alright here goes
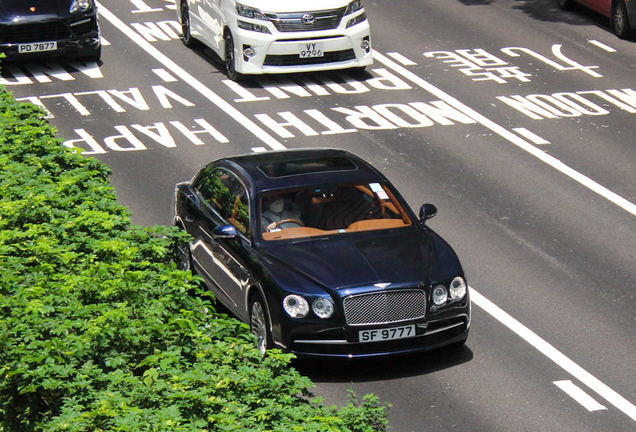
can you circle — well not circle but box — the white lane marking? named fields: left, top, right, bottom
left=130, top=0, right=163, bottom=13
left=100, top=36, right=111, bottom=46
left=512, top=127, right=550, bottom=145
left=470, top=287, right=636, bottom=421
left=251, top=147, right=268, bottom=152
left=554, top=380, right=608, bottom=412
left=588, top=40, right=616, bottom=53
left=152, top=68, right=178, bottom=82
left=387, top=52, right=417, bottom=66
left=374, top=51, right=636, bottom=218
left=96, top=2, right=286, bottom=151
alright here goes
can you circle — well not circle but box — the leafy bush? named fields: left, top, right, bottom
left=0, top=85, right=389, bottom=431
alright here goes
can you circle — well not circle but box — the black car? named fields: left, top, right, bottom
left=174, top=148, right=470, bottom=358
left=0, top=0, right=101, bottom=61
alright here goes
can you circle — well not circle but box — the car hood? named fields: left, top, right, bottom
left=242, top=0, right=351, bottom=13
left=261, top=229, right=433, bottom=292
left=0, top=0, right=73, bottom=22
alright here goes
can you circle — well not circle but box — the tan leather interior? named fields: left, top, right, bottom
left=346, top=219, right=409, bottom=231
left=311, top=195, right=336, bottom=205
left=262, top=218, right=409, bottom=241
left=262, top=227, right=340, bottom=241
left=229, top=194, right=247, bottom=234
left=227, top=217, right=247, bottom=234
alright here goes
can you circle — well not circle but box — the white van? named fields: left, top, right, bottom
left=176, top=0, right=373, bottom=80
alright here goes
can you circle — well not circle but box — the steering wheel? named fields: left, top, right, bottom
left=270, top=218, right=304, bottom=230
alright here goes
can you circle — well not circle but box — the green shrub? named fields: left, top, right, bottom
left=0, top=87, right=389, bottom=431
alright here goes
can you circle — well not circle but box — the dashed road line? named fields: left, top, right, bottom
left=554, top=380, right=608, bottom=412
left=588, top=40, right=616, bottom=53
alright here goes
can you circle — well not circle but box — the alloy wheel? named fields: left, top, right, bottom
left=250, top=300, right=268, bottom=355
left=181, top=2, right=195, bottom=47
left=224, top=32, right=243, bottom=81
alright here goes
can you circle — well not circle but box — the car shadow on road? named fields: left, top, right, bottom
left=512, top=0, right=610, bottom=27
left=457, top=0, right=632, bottom=40
left=293, top=345, right=474, bottom=383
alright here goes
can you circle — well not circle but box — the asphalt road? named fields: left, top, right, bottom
left=3, top=0, right=636, bottom=430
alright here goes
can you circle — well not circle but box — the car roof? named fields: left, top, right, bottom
left=219, top=148, right=385, bottom=192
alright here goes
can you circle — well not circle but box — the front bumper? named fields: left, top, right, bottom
left=289, top=315, right=470, bottom=358
left=232, top=17, right=372, bottom=75
left=0, top=16, right=100, bottom=61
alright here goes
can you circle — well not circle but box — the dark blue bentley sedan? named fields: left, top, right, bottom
left=174, top=148, right=470, bottom=358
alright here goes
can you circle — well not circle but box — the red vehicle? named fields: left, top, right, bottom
left=558, top=0, right=636, bottom=38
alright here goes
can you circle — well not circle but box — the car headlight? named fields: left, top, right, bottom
left=70, top=0, right=92, bottom=14
left=346, top=11, right=367, bottom=28
left=449, top=277, right=467, bottom=301
left=312, top=298, right=334, bottom=319
left=283, top=295, right=309, bottom=318
left=432, top=285, right=448, bottom=306
left=236, top=3, right=268, bottom=20
left=345, top=0, right=364, bottom=15
left=237, top=20, right=271, bottom=33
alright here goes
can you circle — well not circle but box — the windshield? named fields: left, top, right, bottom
left=259, top=182, right=412, bottom=241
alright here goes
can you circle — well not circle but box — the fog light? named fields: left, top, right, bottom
left=360, top=40, right=370, bottom=50
left=244, top=47, right=256, bottom=58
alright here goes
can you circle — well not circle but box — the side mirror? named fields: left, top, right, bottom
left=212, top=224, right=238, bottom=240
left=419, top=203, right=437, bottom=224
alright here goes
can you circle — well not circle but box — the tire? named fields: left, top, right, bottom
left=176, top=240, right=192, bottom=272
left=249, top=293, right=272, bottom=355
left=557, top=0, right=575, bottom=11
left=181, top=1, right=198, bottom=48
left=613, top=1, right=634, bottom=39
left=224, top=31, right=243, bottom=82
left=175, top=224, right=193, bottom=272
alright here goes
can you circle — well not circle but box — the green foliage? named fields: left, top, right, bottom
left=0, top=88, right=389, bottom=431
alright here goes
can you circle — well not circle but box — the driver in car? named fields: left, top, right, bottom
left=261, top=195, right=303, bottom=232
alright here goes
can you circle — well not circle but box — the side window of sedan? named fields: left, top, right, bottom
left=196, top=168, right=233, bottom=214
left=221, top=175, right=250, bottom=236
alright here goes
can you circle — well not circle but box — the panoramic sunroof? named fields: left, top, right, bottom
left=258, top=157, right=357, bottom=178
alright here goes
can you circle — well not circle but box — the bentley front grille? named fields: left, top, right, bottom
left=343, top=289, right=427, bottom=326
